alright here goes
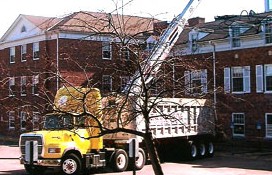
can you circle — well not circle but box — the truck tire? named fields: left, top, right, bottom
left=61, top=153, right=82, bottom=175
left=129, top=148, right=146, bottom=170
left=198, top=143, right=206, bottom=158
left=188, top=142, right=197, bottom=160
left=24, top=165, right=47, bottom=175
left=206, top=141, right=214, bottom=157
left=111, top=149, right=128, bottom=172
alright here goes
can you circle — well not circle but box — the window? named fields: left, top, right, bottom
left=33, top=112, right=40, bottom=130
left=190, top=33, right=199, bottom=52
left=256, top=64, right=272, bottom=93
left=224, top=66, right=250, bottom=93
left=9, top=77, right=15, bottom=96
left=21, top=76, right=27, bottom=96
left=32, top=75, right=39, bottom=95
left=20, top=111, right=27, bottom=130
left=264, top=22, right=272, bottom=44
left=120, top=76, right=130, bottom=91
left=33, top=42, right=39, bottom=60
left=8, top=111, right=15, bottom=129
left=184, top=69, right=207, bottom=95
left=231, top=26, right=241, bottom=47
left=232, top=67, right=243, bottom=92
left=21, top=25, right=26, bottom=33
left=147, top=42, right=155, bottom=51
left=102, top=42, right=111, bottom=60
left=102, top=75, right=112, bottom=92
left=10, top=47, right=15, bottom=63
left=120, top=48, right=130, bottom=60
left=21, top=44, right=27, bottom=62
left=266, top=114, right=272, bottom=138
left=232, top=113, right=245, bottom=137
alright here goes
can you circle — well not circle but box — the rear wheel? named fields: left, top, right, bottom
left=198, top=143, right=206, bottom=158
left=61, top=153, right=82, bottom=175
left=206, top=141, right=214, bottom=157
left=134, top=148, right=146, bottom=170
left=188, top=142, right=197, bottom=160
left=111, top=149, right=128, bottom=172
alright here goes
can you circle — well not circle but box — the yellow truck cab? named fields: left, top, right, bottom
left=19, top=87, right=109, bottom=174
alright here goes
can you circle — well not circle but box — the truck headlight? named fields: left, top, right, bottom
left=48, top=148, right=61, bottom=153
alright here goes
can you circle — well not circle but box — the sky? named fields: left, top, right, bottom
left=0, top=0, right=265, bottom=38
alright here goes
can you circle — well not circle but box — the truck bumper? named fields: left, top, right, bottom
left=19, top=156, right=61, bottom=167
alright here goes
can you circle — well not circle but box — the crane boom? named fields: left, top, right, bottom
left=126, top=0, right=201, bottom=94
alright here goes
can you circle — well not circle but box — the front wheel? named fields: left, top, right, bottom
left=24, top=165, right=47, bottom=175
left=61, top=153, right=82, bottom=175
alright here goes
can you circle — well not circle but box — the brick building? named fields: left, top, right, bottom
left=1, top=8, right=272, bottom=148
left=173, top=11, right=272, bottom=146
left=0, top=11, right=159, bottom=136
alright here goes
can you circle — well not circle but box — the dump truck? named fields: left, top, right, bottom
left=19, top=86, right=215, bottom=175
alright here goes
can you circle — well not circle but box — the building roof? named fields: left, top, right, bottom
left=50, top=11, right=159, bottom=37
left=0, top=11, right=159, bottom=42
left=176, top=11, right=272, bottom=45
left=23, top=15, right=61, bottom=31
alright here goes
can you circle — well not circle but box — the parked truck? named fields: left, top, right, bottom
left=19, top=0, right=215, bottom=174
left=19, top=86, right=215, bottom=175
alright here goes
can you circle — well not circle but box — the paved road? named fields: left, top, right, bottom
left=0, top=145, right=272, bottom=175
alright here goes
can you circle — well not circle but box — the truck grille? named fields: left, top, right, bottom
left=20, top=135, right=43, bottom=156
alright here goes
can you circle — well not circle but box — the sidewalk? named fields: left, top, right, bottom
left=0, top=145, right=20, bottom=159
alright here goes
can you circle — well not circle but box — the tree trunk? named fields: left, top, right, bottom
left=144, top=132, right=164, bottom=175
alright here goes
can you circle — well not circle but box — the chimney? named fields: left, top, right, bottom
left=188, top=17, right=205, bottom=27
left=153, top=21, right=169, bottom=35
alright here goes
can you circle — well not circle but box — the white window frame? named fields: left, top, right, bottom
left=102, top=75, right=112, bottom=91
left=264, top=21, right=272, bottom=44
left=120, top=48, right=130, bottom=60
left=21, top=76, right=27, bottom=96
left=33, top=112, right=40, bottom=131
left=190, top=32, right=199, bottom=53
left=33, top=42, right=39, bottom=60
left=32, top=75, right=39, bottom=95
left=8, top=111, right=15, bottom=129
left=9, top=77, right=15, bottom=96
left=10, top=47, right=15, bottom=63
left=20, top=111, right=27, bottom=130
left=256, top=64, right=272, bottom=93
left=231, top=26, right=241, bottom=48
left=184, top=69, right=207, bottom=95
left=102, top=42, right=112, bottom=60
left=256, top=65, right=264, bottom=93
left=21, top=44, right=27, bottom=62
left=120, top=76, right=130, bottom=91
left=224, top=66, right=250, bottom=94
left=232, top=113, right=245, bottom=137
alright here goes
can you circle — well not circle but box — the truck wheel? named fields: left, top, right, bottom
left=111, top=149, right=128, bottom=172
left=206, top=141, right=214, bottom=157
left=198, top=143, right=206, bottom=158
left=61, top=153, right=82, bottom=175
left=130, top=148, right=146, bottom=170
left=24, top=165, right=47, bottom=175
left=188, top=142, right=197, bottom=160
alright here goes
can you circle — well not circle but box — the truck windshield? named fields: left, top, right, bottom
left=44, top=114, right=73, bottom=130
